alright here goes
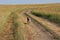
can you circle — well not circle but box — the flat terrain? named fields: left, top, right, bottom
left=0, top=3, right=60, bottom=40
left=18, top=11, right=56, bottom=40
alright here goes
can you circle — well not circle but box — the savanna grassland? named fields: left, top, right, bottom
left=32, top=3, right=60, bottom=25
left=0, top=3, right=60, bottom=40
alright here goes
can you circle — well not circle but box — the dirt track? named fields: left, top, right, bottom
left=19, top=11, right=56, bottom=40
left=0, top=10, right=58, bottom=40
left=0, top=13, right=18, bottom=40
left=0, top=14, right=14, bottom=40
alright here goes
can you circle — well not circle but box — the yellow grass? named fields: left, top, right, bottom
left=0, top=3, right=60, bottom=32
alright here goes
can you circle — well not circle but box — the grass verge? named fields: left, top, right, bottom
left=32, top=11, right=60, bottom=25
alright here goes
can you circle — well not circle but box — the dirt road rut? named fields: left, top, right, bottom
left=19, top=12, right=56, bottom=40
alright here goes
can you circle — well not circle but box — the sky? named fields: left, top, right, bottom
left=0, top=0, right=60, bottom=4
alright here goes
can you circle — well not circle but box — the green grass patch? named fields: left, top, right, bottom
left=32, top=11, right=60, bottom=25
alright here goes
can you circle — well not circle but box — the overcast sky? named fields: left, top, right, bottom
left=0, top=0, right=60, bottom=4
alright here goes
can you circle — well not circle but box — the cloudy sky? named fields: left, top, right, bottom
left=0, top=0, right=60, bottom=4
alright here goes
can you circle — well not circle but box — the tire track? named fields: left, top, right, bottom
left=19, top=11, right=56, bottom=40
left=0, top=13, right=18, bottom=40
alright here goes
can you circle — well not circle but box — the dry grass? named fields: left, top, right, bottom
left=0, top=3, right=60, bottom=31
left=31, top=4, right=60, bottom=25
left=0, top=3, right=60, bottom=36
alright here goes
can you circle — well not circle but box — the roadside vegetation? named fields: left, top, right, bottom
left=32, top=11, right=60, bottom=25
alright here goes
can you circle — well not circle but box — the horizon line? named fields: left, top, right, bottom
left=0, top=3, right=59, bottom=5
